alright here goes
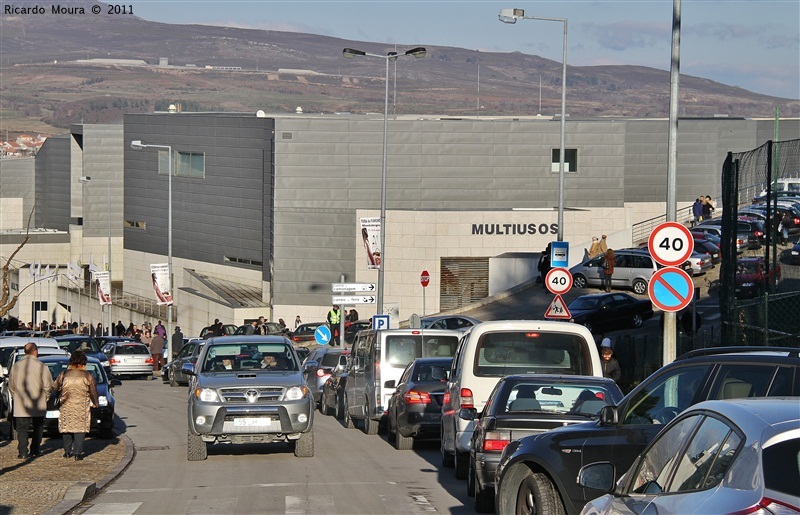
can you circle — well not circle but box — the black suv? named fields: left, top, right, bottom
left=494, top=347, right=800, bottom=515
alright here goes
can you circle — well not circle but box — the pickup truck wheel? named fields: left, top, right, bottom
left=364, top=412, right=379, bottom=435
left=335, top=393, right=344, bottom=420
left=441, top=424, right=455, bottom=468
left=343, top=394, right=355, bottom=428
left=455, top=450, right=469, bottom=479
left=169, top=371, right=178, bottom=387
left=293, top=429, right=314, bottom=458
left=515, top=471, right=565, bottom=515
left=467, top=459, right=476, bottom=497
left=187, top=430, right=207, bottom=461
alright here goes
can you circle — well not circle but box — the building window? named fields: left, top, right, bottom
left=551, top=148, right=578, bottom=173
left=124, top=220, right=146, bottom=230
left=224, top=256, right=263, bottom=268
left=158, top=150, right=205, bottom=178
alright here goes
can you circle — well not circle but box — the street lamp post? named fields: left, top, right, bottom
left=499, top=8, right=568, bottom=241
left=131, top=140, right=173, bottom=362
left=79, top=175, right=112, bottom=335
left=342, top=46, right=426, bottom=315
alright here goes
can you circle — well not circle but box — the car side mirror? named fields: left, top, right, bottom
left=578, top=462, right=616, bottom=492
left=181, top=363, right=196, bottom=376
left=110, top=378, right=122, bottom=387
left=458, top=407, right=478, bottom=421
left=599, top=405, right=618, bottom=426
left=384, top=379, right=396, bottom=389
left=303, top=360, right=319, bottom=372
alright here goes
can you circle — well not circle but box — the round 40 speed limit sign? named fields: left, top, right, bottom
left=545, top=267, right=573, bottom=295
left=648, top=222, right=695, bottom=267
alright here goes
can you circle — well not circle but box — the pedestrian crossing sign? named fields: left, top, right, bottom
left=544, top=294, right=571, bottom=319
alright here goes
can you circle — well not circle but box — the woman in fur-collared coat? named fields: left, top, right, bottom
left=53, top=350, right=99, bottom=460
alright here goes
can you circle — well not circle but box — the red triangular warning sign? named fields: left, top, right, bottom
left=544, top=294, right=572, bottom=319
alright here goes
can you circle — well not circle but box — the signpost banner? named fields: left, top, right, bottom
left=359, top=217, right=382, bottom=270
left=332, top=295, right=376, bottom=304
left=332, top=283, right=376, bottom=293
left=150, top=263, right=173, bottom=306
left=93, top=271, right=112, bottom=306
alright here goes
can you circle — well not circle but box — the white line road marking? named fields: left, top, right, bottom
left=106, top=481, right=391, bottom=494
left=285, top=495, right=329, bottom=513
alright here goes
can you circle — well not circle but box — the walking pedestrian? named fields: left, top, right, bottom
left=327, top=304, right=342, bottom=346
left=150, top=332, right=165, bottom=372
left=8, top=342, right=53, bottom=459
left=52, top=350, right=99, bottom=460
left=692, top=198, right=703, bottom=226
left=171, top=326, right=184, bottom=359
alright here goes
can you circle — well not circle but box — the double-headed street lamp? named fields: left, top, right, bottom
left=499, top=8, right=568, bottom=241
left=342, top=46, right=426, bottom=315
left=79, top=175, right=112, bottom=334
left=131, top=140, right=174, bottom=360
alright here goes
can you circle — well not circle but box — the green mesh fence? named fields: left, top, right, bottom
left=720, top=138, right=800, bottom=346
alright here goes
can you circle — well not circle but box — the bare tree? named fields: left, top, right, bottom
left=0, top=206, right=35, bottom=317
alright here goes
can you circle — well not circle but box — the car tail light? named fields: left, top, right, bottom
left=793, top=217, right=800, bottom=225
left=754, top=230, right=764, bottom=238
left=404, top=390, right=432, bottom=404
left=460, top=388, right=474, bottom=409
left=443, top=392, right=451, bottom=405
left=483, top=431, right=511, bottom=452
left=145, top=357, right=153, bottom=364
left=315, top=368, right=328, bottom=378
left=728, top=497, right=800, bottom=514
left=110, top=358, right=120, bottom=364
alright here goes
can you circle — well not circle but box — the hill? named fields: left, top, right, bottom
left=1, top=0, right=797, bottom=134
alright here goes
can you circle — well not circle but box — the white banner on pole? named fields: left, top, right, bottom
left=359, top=217, right=381, bottom=270
left=93, top=271, right=112, bottom=306
left=150, top=263, right=173, bottom=305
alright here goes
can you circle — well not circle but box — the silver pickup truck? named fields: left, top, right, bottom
left=183, top=335, right=314, bottom=460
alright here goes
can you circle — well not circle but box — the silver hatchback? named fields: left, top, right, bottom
left=103, top=342, right=154, bottom=379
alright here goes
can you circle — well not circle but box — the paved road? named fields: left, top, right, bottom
left=71, top=379, right=473, bottom=515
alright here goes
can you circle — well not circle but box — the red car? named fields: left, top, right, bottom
left=735, top=256, right=781, bottom=298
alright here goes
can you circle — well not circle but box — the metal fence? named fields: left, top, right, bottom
left=719, top=138, right=800, bottom=346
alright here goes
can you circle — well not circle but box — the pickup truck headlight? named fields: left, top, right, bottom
left=100, top=360, right=110, bottom=368
left=195, top=388, right=220, bottom=402
left=284, top=386, right=308, bottom=401
left=97, top=396, right=109, bottom=407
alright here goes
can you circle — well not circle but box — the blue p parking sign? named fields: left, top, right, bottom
left=372, top=315, right=390, bottom=330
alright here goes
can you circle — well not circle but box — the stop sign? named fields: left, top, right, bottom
left=420, top=270, right=430, bottom=287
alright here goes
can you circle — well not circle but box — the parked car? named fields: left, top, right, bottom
left=442, top=321, right=603, bottom=480
left=493, top=346, right=800, bottom=515
left=568, top=292, right=654, bottom=335
left=302, top=347, right=350, bottom=404
left=344, top=328, right=461, bottom=435
left=319, top=353, right=349, bottom=419
left=420, top=315, right=482, bottom=331
left=0, top=336, right=62, bottom=377
left=234, top=321, right=288, bottom=336
left=385, top=357, right=453, bottom=450
left=1, top=347, right=69, bottom=420
left=39, top=356, right=121, bottom=439
left=693, top=222, right=756, bottom=253
left=290, top=322, right=327, bottom=344
left=735, top=256, right=781, bottom=298
left=791, top=241, right=800, bottom=265
left=344, top=319, right=372, bottom=346
left=690, top=230, right=721, bottom=247
left=54, top=334, right=111, bottom=375
left=692, top=238, right=721, bottom=264
left=684, top=250, right=714, bottom=276
left=570, top=249, right=658, bottom=295
left=579, top=398, right=800, bottom=515
left=468, top=375, right=623, bottom=512
left=183, top=335, right=314, bottom=460
left=102, top=341, right=154, bottom=379
left=199, top=324, right=238, bottom=339
left=164, top=338, right=205, bottom=387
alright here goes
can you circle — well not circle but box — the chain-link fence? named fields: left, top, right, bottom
left=720, top=138, right=800, bottom=346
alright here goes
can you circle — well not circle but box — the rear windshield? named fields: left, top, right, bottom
left=116, top=344, right=149, bottom=355
left=201, top=343, right=298, bottom=372
left=762, top=438, right=800, bottom=498
left=473, top=331, right=591, bottom=376
left=320, top=353, right=342, bottom=367
left=46, top=362, right=105, bottom=384
left=385, top=335, right=459, bottom=368
left=60, top=338, right=101, bottom=353
left=497, top=381, right=616, bottom=416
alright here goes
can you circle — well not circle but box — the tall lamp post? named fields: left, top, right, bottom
left=499, top=8, right=568, bottom=241
left=131, top=140, right=173, bottom=361
left=79, top=175, right=112, bottom=335
left=342, top=46, right=426, bottom=315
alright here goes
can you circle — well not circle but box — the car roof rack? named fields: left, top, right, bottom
left=677, top=346, right=800, bottom=360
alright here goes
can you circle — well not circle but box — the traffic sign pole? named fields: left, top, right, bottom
left=420, top=270, right=430, bottom=317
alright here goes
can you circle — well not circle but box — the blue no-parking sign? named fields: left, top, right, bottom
left=647, top=267, right=694, bottom=312
left=315, top=325, right=332, bottom=345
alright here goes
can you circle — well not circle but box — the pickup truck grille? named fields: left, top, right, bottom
left=219, top=386, right=285, bottom=403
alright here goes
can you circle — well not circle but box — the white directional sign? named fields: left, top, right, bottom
left=332, top=283, right=376, bottom=293
left=332, top=295, right=376, bottom=304
left=648, top=222, right=694, bottom=267
left=545, top=267, right=573, bottom=295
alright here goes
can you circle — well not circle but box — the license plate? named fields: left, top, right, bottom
left=233, top=417, right=271, bottom=427
left=125, top=358, right=139, bottom=363
left=46, top=410, right=60, bottom=419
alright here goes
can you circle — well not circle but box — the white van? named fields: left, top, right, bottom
left=440, top=320, right=602, bottom=479
left=0, top=337, right=63, bottom=377
left=344, top=328, right=463, bottom=435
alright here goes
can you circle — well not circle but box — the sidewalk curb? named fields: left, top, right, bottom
left=44, top=432, right=136, bottom=515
